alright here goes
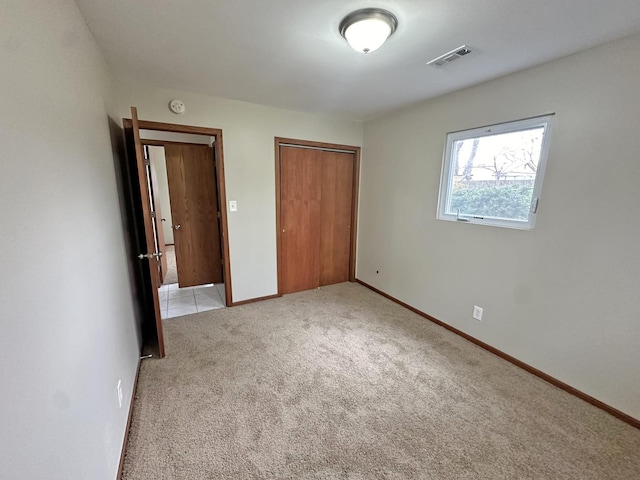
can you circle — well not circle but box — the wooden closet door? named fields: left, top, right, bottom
left=165, top=144, right=222, bottom=287
left=280, top=146, right=322, bottom=294
left=319, top=151, right=354, bottom=286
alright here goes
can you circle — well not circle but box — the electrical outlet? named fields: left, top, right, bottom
left=116, top=380, right=123, bottom=408
left=472, top=305, right=483, bottom=321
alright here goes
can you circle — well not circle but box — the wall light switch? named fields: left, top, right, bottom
left=472, top=305, right=483, bottom=321
left=229, top=200, right=237, bottom=212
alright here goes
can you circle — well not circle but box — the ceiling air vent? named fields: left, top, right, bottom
left=427, top=45, right=472, bottom=67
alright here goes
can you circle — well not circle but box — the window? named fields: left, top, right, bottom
left=437, top=115, right=553, bottom=230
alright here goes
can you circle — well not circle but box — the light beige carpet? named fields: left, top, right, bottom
left=123, top=283, right=640, bottom=479
left=163, top=245, right=178, bottom=285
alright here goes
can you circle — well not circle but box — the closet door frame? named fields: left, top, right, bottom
left=275, top=137, right=361, bottom=296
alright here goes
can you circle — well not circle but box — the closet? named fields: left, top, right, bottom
left=278, top=142, right=358, bottom=294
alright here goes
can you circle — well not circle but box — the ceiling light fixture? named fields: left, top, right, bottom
left=339, top=8, right=398, bottom=54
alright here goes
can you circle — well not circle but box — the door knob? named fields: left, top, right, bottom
left=173, top=224, right=181, bottom=230
left=138, top=252, right=163, bottom=260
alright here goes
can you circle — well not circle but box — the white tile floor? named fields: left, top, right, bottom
left=159, top=283, right=226, bottom=319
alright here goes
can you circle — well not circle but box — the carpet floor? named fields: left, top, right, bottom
left=122, top=283, right=640, bottom=479
left=163, top=245, right=178, bottom=285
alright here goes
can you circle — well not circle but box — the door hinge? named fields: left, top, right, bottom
left=150, top=211, right=156, bottom=219
left=217, top=211, right=221, bottom=219
left=144, top=158, right=150, bottom=166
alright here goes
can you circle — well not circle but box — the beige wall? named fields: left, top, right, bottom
left=147, top=146, right=175, bottom=244
left=114, top=81, right=364, bottom=302
left=140, top=130, right=212, bottom=145
left=0, top=0, right=140, bottom=478
left=358, top=33, right=640, bottom=420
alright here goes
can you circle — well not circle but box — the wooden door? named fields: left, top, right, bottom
left=148, top=158, right=168, bottom=284
left=280, top=146, right=322, bottom=294
left=130, top=107, right=165, bottom=357
left=164, top=144, right=223, bottom=288
left=319, top=151, right=354, bottom=285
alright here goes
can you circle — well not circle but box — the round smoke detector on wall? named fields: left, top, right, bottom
left=169, top=99, right=185, bottom=114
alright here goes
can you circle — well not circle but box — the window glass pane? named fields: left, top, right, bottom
left=446, top=127, right=544, bottom=221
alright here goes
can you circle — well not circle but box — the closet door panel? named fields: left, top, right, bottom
left=319, top=151, right=354, bottom=286
left=280, top=147, right=322, bottom=294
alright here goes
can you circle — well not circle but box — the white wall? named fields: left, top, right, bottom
left=148, top=146, right=174, bottom=244
left=140, top=129, right=212, bottom=145
left=358, top=33, right=640, bottom=420
left=114, top=82, right=364, bottom=302
left=0, top=1, right=141, bottom=478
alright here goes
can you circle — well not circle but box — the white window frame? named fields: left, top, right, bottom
left=436, top=114, right=554, bottom=230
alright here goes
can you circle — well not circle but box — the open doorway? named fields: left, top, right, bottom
left=123, top=111, right=232, bottom=357
left=142, top=133, right=227, bottom=318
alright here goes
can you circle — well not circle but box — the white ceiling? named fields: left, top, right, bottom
left=75, top=0, right=640, bottom=120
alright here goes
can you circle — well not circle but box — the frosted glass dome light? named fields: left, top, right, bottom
left=339, top=8, right=398, bottom=54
